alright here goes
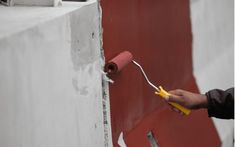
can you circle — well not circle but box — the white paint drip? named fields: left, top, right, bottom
left=118, top=132, right=127, bottom=147
left=101, top=70, right=114, bottom=84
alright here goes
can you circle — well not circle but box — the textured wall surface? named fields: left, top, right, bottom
left=13, top=0, right=61, bottom=6
left=190, top=0, right=234, bottom=147
left=2, top=0, right=61, bottom=6
left=0, top=2, right=108, bottom=147
left=101, top=0, right=221, bottom=146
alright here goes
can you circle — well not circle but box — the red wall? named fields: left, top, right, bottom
left=101, top=0, right=220, bottom=146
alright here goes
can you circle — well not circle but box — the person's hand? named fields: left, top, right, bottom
left=167, top=89, right=208, bottom=110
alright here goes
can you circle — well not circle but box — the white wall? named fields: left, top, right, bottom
left=190, top=0, right=234, bottom=147
left=0, top=2, right=109, bottom=147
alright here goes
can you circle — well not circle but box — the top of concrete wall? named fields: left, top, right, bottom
left=0, top=1, right=96, bottom=39
left=1, top=0, right=62, bottom=7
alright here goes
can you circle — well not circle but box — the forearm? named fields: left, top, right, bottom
left=206, top=88, right=234, bottom=119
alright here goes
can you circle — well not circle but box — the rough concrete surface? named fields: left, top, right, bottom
left=5, top=0, right=62, bottom=6
left=0, top=1, right=110, bottom=147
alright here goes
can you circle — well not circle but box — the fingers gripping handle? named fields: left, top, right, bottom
left=155, top=86, right=191, bottom=115
left=168, top=102, right=191, bottom=115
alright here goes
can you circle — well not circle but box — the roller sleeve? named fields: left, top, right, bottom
left=105, top=51, right=133, bottom=74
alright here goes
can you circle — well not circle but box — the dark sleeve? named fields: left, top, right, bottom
left=205, top=88, right=234, bottom=119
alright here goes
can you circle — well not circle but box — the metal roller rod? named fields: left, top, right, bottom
left=132, top=60, right=159, bottom=91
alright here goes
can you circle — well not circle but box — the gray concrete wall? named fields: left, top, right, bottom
left=1, top=0, right=61, bottom=6
left=0, top=1, right=111, bottom=147
left=10, top=0, right=62, bottom=6
left=190, top=0, right=234, bottom=146
left=13, top=0, right=61, bottom=6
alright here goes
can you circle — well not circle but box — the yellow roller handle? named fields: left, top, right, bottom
left=155, top=86, right=191, bottom=115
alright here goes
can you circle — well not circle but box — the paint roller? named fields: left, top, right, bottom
left=105, top=51, right=191, bottom=115
left=104, top=51, right=133, bottom=74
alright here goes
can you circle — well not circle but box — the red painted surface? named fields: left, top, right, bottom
left=101, top=0, right=221, bottom=146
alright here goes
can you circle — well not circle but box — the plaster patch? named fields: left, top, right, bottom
left=69, top=3, right=101, bottom=71
left=72, top=59, right=102, bottom=97
left=72, top=78, right=88, bottom=95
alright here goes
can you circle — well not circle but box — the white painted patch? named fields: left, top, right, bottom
left=118, top=132, right=127, bottom=147
left=190, top=0, right=234, bottom=147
